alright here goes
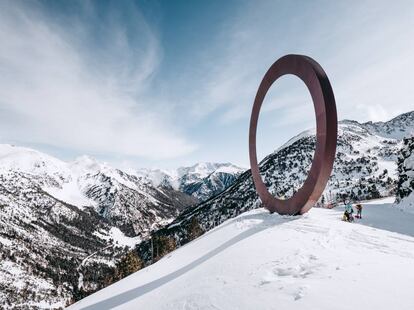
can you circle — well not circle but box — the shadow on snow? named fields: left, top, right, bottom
left=80, top=211, right=298, bottom=310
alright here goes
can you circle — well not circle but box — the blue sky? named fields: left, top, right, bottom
left=0, top=0, right=413, bottom=169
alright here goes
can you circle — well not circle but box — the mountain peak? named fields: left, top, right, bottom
left=0, top=143, right=68, bottom=176
left=69, top=155, right=105, bottom=176
left=135, top=162, right=245, bottom=202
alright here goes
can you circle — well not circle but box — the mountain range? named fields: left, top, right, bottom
left=1, top=110, right=413, bottom=308
left=135, top=162, right=245, bottom=202
left=0, top=146, right=243, bottom=308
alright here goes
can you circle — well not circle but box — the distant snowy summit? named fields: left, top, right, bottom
left=363, top=111, right=414, bottom=140
left=136, top=162, right=246, bottom=201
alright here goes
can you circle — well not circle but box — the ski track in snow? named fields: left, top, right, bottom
left=69, top=200, right=414, bottom=310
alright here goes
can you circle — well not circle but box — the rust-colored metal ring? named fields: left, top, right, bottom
left=249, top=54, right=337, bottom=215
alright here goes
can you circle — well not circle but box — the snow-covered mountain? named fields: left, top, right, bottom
left=0, top=145, right=199, bottom=307
left=0, top=144, right=244, bottom=307
left=69, top=198, right=414, bottom=310
left=2, top=110, right=414, bottom=308
left=135, top=112, right=414, bottom=265
left=0, top=145, right=197, bottom=237
left=364, top=111, right=414, bottom=139
left=136, top=162, right=245, bottom=202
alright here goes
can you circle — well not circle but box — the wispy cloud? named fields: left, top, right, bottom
left=0, top=0, right=196, bottom=160
left=183, top=0, right=414, bottom=125
left=0, top=0, right=413, bottom=168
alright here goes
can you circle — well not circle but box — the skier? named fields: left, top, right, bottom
left=355, top=203, right=363, bottom=219
left=343, top=201, right=354, bottom=222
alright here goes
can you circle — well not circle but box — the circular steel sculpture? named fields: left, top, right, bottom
left=249, top=54, right=337, bottom=215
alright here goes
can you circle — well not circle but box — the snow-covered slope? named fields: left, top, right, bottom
left=69, top=198, right=414, bottom=310
left=136, top=162, right=245, bottom=202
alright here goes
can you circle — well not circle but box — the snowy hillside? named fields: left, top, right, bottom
left=69, top=198, right=414, bottom=310
left=136, top=162, right=245, bottom=202
left=0, top=145, right=198, bottom=306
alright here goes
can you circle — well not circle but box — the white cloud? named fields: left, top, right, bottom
left=184, top=0, right=414, bottom=125
left=0, top=1, right=196, bottom=160
left=1, top=0, right=413, bottom=168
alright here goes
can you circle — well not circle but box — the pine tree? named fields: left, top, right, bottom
left=153, top=235, right=176, bottom=262
left=396, top=137, right=414, bottom=202
left=188, top=217, right=204, bottom=241
left=369, top=184, right=381, bottom=199
left=112, top=251, right=143, bottom=282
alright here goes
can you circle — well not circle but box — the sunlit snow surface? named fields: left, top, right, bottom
left=69, top=198, right=414, bottom=310
left=94, top=227, right=141, bottom=248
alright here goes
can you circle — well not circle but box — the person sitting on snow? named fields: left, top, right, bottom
left=344, top=201, right=354, bottom=222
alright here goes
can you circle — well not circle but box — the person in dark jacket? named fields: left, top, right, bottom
left=355, top=204, right=363, bottom=219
